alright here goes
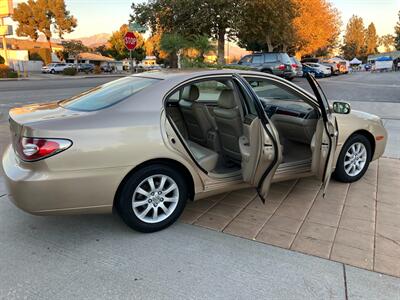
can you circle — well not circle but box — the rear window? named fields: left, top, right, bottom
left=280, top=53, right=291, bottom=64
left=60, top=76, right=160, bottom=111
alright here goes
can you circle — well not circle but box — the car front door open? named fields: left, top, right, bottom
left=306, top=73, right=338, bottom=196
left=233, top=74, right=282, bottom=202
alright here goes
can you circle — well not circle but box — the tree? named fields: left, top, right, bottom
left=61, top=40, right=88, bottom=62
left=394, top=10, right=400, bottom=50
left=160, top=33, right=188, bottom=68
left=0, top=54, right=4, bottom=64
left=237, top=0, right=296, bottom=53
left=293, top=0, right=341, bottom=57
left=365, top=22, right=379, bottom=55
left=380, top=34, right=395, bottom=52
left=131, top=0, right=241, bottom=64
left=13, top=0, right=77, bottom=51
left=190, top=35, right=216, bottom=62
left=107, top=24, right=146, bottom=62
left=342, top=15, right=366, bottom=60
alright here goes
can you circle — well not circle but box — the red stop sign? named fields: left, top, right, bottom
left=124, top=32, right=137, bottom=50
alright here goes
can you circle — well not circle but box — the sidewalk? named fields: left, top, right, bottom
left=0, top=189, right=399, bottom=299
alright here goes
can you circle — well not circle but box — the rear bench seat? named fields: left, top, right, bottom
left=187, top=141, right=218, bottom=172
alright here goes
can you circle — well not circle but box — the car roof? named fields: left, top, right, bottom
left=129, top=69, right=268, bottom=81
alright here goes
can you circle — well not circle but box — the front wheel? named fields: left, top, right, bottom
left=116, top=164, right=188, bottom=233
left=333, top=134, right=372, bottom=183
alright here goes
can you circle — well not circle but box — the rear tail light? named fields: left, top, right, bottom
left=291, top=63, right=297, bottom=69
left=276, top=64, right=286, bottom=71
left=16, top=137, right=72, bottom=161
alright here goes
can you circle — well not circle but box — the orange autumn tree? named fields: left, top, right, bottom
left=292, top=0, right=341, bottom=57
left=145, top=31, right=168, bottom=60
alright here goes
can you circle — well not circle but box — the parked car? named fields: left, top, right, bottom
left=234, top=52, right=295, bottom=80
left=321, top=62, right=340, bottom=75
left=2, top=70, right=387, bottom=233
left=77, top=63, right=94, bottom=73
left=101, top=64, right=113, bottom=73
left=290, top=56, right=303, bottom=77
left=41, top=63, right=68, bottom=74
left=302, top=63, right=325, bottom=78
left=303, top=63, right=331, bottom=77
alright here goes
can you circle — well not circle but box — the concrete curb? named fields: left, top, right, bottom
left=0, top=74, right=127, bottom=81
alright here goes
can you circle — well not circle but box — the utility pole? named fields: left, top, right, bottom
left=0, top=0, right=13, bottom=65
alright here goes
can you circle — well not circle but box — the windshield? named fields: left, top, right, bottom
left=60, top=76, right=160, bottom=111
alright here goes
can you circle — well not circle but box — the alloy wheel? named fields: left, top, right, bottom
left=132, top=174, right=179, bottom=224
left=344, top=142, right=367, bottom=177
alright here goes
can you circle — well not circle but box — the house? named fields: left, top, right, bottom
left=141, top=56, right=157, bottom=66
left=67, top=52, right=115, bottom=67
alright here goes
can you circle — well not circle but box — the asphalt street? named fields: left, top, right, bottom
left=0, top=71, right=400, bottom=298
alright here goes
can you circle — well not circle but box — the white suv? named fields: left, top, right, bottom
left=41, top=63, right=68, bottom=74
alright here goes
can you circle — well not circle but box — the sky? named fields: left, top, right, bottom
left=8, top=0, right=400, bottom=39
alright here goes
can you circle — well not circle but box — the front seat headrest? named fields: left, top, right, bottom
left=182, top=85, right=200, bottom=102
left=218, top=89, right=236, bottom=109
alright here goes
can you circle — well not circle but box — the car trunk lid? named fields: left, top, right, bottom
left=8, top=101, right=90, bottom=149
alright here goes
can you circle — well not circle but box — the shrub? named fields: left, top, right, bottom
left=0, top=64, right=10, bottom=78
left=94, top=65, right=102, bottom=74
left=7, top=71, right=18, bottom=78
left=0, top=65, right=19, bottom=78
left=63, top=67, right=77, bottom=76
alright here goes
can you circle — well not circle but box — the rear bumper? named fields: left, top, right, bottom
left=1, top=145, right=128, bottom=215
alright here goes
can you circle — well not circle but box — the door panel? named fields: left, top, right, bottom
left=306, top=74, right=338, bottom=195
left=233, top=74, right=282, bottom=201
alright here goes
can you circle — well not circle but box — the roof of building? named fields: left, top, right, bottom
left=75, top=52, right=115, bottom=62
left=4, top=38, right=63, bottom=51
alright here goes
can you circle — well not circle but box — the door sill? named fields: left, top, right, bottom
left=275, top=159, right=312, bottom=175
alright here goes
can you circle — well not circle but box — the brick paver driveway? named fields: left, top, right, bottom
left=180, top=158, right=400, bottom=278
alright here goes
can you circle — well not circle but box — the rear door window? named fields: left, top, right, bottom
left=264, top=54, right=278, bottom=63
left=193, top=80, right=232, bottom=103
left=60, top=77, right=160, bottom=111
left=252, top=55, right=263, bottom=64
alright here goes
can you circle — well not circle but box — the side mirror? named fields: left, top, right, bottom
left=333, top=101, right=351, bottom=114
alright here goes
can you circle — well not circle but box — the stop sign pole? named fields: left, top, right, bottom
left=124, top=31, right=137, bottom=73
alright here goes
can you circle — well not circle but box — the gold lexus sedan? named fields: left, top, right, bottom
left=2, top=70, right=387, bottom=232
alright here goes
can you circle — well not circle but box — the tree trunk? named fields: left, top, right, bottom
left=46, top=37, right=53, bottom=62
left=169, top=52, right=178, bottom=68
left=217, top=29, right=225, bottom=65
left=266, top=36, right=273, bottom=52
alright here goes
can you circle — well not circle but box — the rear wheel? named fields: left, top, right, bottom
left=50, top=69, right=55, bottom=74
left=333, top=134, right=371, bottom=183
left=116, top=164, right=188, bottom=233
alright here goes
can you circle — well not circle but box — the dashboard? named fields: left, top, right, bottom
left=260, top=98, right=318, bottom=120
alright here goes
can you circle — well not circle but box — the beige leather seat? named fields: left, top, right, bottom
left=213, top=89, right=243, bottom=162
left=187, top=141, right=218, bottom=172
left=179, top=85, right=214, bottom=147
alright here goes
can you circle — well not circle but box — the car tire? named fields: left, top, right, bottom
left=116, top=164, right=188, bottom=233
left=50, top=69, right=55, bottom=74
left=333, top=134, right=372, bottom=183
left=262, top=69, right=272, bottom=74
